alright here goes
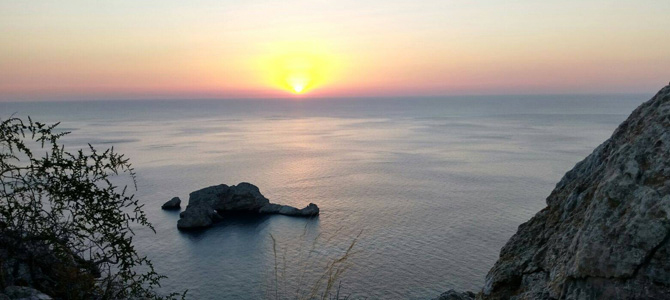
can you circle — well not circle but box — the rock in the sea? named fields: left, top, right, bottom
left=478, top=85, right=670, bottom=299
left=177, top=182, right=319, bottom=230
left=177, top=205, right=220, bottom=229
left=161, top=197, right=181, bottom=210
left=259, top=202, right=320, bottom=216
left=433, top=289, right=475, bottom=300
left=3, top=286, right=52, bottom=300
left=212, top=182, right=270, bottom=212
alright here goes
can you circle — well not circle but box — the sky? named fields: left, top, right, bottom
left=1, top=0, right=669, bottom=101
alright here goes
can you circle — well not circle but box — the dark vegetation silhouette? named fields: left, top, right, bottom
left=0, top=116, right=184, bottom=299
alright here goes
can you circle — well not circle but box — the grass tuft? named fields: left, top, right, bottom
left=266, top=226, right=366, bottom=300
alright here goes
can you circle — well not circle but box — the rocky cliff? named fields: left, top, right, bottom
left=477, top=85, right=670, bottom=299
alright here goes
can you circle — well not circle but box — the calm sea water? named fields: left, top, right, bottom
left=0, top=95, right=647, bottom=299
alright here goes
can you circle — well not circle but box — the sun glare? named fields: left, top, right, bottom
left=287, top=75, right=308, bottom=94
left=260, top=43, right=340, bottom=96
left=292, top=84, right=305, bottom=93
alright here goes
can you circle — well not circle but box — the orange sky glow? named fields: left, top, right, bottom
left=1, top=0, right=669, bottom=101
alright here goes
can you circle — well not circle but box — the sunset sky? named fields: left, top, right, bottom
left=1, top=0, right=669, bottom=101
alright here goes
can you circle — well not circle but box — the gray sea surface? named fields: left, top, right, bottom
left=0, top=94, right=648, bottom=299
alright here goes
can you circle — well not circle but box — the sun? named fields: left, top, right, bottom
left=274, top=56, right=321, bottom=94
left=261, top=44, right=338, bottom=95
left=287, top=75, right=308, bottom=94
left=292, top=84, right=305, bottom=93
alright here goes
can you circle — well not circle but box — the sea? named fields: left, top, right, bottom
left=0, top=94, right=648, bottom=299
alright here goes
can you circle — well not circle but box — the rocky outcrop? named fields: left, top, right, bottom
left=177, top=182, right=319, bottom=230
left=2, top=286, right=52, bottom=300
left=434, top=290, right=476, bottom=300
left=476, top=85, right=670, bottom=299
left=435, top=85, right=670, bottom=299
left=161, top=197, right=181, bottom=210
left=259, top=203, right=320, bottom=216
left=176, top=205, right=221, bottom=229
left=0, top=229, right=101, bottom=299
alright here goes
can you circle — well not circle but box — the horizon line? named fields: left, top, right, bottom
left=0, top=91, right=656, bottom=104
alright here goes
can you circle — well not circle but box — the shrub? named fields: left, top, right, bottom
left=0, top=116, right=184, bottom=299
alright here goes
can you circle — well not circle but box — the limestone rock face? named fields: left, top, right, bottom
left=177, top=182, right=319, bottom=230
left=482, top=85, right=670, bottom=299
left=161, top=197, right=181, bottom=210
